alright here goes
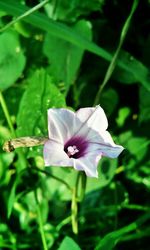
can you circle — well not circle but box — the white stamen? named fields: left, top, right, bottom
left=67, top=145, right=79, bottom=156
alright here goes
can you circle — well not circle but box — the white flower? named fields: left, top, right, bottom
left=43, top=106, right=124, bottom=178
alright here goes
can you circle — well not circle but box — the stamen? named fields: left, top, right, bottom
left=64, top=136, right=89, bottom=159
left=67, top=145, right=79, bottom=157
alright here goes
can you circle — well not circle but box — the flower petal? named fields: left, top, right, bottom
left=47, top=108, right=75, bottom=144
left=43, top=139, right=73, bottom=166
left=73, top=155, right=100, bottom=178
left=87, top=131, right=124, bottom=158
left=75, top=106, right=108, bottom=134
left=47, top=106, right=108, bottom=145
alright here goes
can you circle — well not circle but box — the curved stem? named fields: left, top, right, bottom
left=93, top=0, right=139, bottom=105
left=56, top=216, right=71, bottom=232
left=34, top=190, right=48, bottom=250
left=76, top=172, right=87, bottom=202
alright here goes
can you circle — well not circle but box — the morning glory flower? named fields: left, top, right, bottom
left=43, top=106, right=124, bottom=178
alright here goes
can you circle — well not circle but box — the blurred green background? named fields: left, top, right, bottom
left=0, top=0, right=150, bottom=249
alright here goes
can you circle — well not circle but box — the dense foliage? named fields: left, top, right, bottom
left=0, top=0, right=150, bottom=249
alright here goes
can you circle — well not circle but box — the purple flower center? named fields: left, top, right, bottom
left=64, top=136, right=89, bottom=159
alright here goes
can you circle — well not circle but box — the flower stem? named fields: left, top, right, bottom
left=34, top=190, right=48, bottom=250
left=76, top=172, right=87, bottom=202
left=71, top=172, right=87, bottom=234
left=93, top=0, right=139, bottom=105
left=71, top=187, right=78, bottom=234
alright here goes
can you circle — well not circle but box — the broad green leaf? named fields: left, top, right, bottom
left=17, top=69, right=66, bottom=136
left=43, top=20, right=92, bottom=93
left=58, top=236, right=81, bottom=250
left=0, top=1, right=150, bottom=91
left=0, top=30, right=26, bottom=90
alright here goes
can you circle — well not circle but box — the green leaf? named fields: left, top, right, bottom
left=100, top=88, right=119, bottom=116
left=43, top=20, right=92, bottom=94
left=127, top=137, right=148, bottom=160
left=86, top=158, right=118, bottom=193
left=114, top=50, right=150, bottom=90
left=17, top=69, right=66, bottom=136
left=116, top=107, right=131, bottom=127
left=58, top=236, right=81, bottom=250
left=95, top=212, right=150, bottom=250
left=46, top=157, right=118, bottom=201
left=0, top=152, right=14, bottom=177
left=139, top=86, right=150, bottom=123
left=119, top=132, right=149, bottom=163
left=7, top=179, right=17, bottom=218
left=0, top=1, right=150, bottom=91
left=0, top=30, right=26, bottom=90
left=44, top=0, right=104, bottom=21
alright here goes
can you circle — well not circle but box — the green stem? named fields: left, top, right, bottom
left=56, top=216, right=71, bottom=232
left=34, top=190, right=48, bottom=250
left=93, top=0, right=139, bottom=105
left=0, top=0, right=50, bottom=32
left=120, top=227, right=150, bottom=242
left=71, top=187, right=78, bottom=234
left=113, top=182, right=118, bottom=230
left=122, top=204, right=149, bottom=211
left=71, top=172, right=87, bottom=234
left=0, top=91, right=16, bottom=137
left=76, top=172, right=87, bottom=202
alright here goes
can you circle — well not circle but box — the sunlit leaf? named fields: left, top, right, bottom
left=17, top=69, right=66, bottom=136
